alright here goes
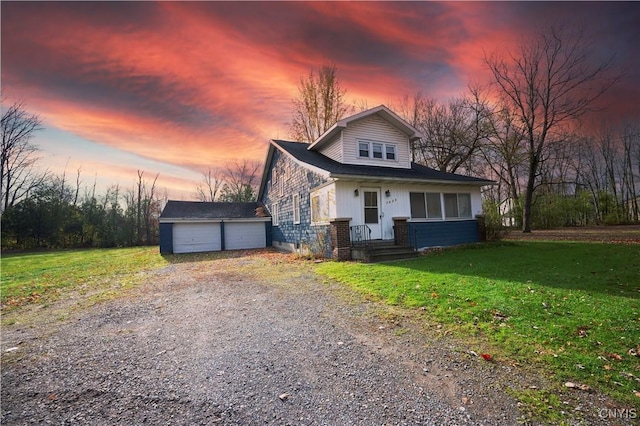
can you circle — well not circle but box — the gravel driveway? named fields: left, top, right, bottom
left=0, top=252, right=619, bottom=425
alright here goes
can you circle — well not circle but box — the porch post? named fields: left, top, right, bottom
left=329, top=218, right=352, bottom=261
left=475, top=214, right=487, bottom=242
left=393, top=217, right=409, bottom=246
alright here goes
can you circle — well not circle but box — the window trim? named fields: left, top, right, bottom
left=271, top=202, right=279, bottom=226
left=292, top=194, right=300, bottom=224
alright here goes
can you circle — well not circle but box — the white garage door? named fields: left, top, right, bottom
left=172, top=223, right=222, bottom=254
left=225, top=222, right=266, bottom=250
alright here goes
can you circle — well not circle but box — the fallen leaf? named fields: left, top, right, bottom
left=607, top=353, right=623, bottom=361
left=564, top=382, right=591, bottom=391
left=279, top=393, right=290, bottom=401
left=634, top=391, right=640, bottom=398
left=481, top=353, right=492, bottom=361
left=604, top=365, right=613, bottom=370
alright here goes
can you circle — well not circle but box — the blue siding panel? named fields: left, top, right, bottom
left=159, top=223, right=173, bottom=254
left=265, top=221, right=273, bottom=246
left=408, top=220, right=478, bottom=248
left=220, top=222, right=225, bottom=251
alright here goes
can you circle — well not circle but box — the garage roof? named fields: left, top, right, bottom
left=160, top=201, right=269, bottom=220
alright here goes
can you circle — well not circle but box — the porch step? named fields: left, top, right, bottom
left=351, top=241, right=419, bottom=263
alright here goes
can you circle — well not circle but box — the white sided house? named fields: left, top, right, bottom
left=257, top=105, right=494, bottom=261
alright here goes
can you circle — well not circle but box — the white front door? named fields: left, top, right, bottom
left=362, top=188, right=382, bottom=240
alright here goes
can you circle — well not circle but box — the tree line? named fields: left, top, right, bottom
left=3, top=24, right=638, bottom=250
left=0, top=100, right=263, bottom=250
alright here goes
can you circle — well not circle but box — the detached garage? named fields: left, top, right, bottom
left=159, top=201, right=271, bottom=254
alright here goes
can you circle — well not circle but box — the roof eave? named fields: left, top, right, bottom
left=329, top=173, right=494, bottom=186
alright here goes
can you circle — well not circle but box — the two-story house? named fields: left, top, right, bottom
left=258, top=105, right=494, bottom=260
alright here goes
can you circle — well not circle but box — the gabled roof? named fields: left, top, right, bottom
left=160, top=201, right=269, bottom=220
left=271, top=140, right=494, bottom=185
left=308, top=105, right=424, bottom=151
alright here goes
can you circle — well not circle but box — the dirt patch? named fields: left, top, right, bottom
left=503, top=224, right=640, bottom=244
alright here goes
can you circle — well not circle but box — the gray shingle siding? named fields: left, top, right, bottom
left=260, top=147, right=331, bottom=254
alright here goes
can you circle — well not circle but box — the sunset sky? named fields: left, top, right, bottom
left=2, top=1, right=639, bottom=200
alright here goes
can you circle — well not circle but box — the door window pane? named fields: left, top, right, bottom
left=364, top=191, right=378, bottom=224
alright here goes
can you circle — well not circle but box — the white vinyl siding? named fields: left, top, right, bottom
left=172, top=223, right=222, bottom=253
left=317, top=134, right=343, bottom=162
left=225, top=222, right=266, bottom=250
left=342, top=115, right=411, bottom=168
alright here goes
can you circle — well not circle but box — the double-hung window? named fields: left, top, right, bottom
left=358, top=142, right=370, bottom=158
left=372, top=143, right=383, bottom=159
left=385, top=145, right=396, bottom=160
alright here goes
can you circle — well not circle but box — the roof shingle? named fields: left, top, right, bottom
left=273, top=140, right=493, bottom=185
left=160, top=201, right=269, bottom=220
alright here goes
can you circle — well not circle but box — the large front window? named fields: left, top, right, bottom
left=410, top=192, right=471, bottom=220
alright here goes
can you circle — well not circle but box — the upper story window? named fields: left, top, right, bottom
left=372, top=143, right=383, bottom=159
left=358, top=142, right=369, bottom=158
left=358, top=140, right=397, bottom=162
left=386, top=145, right=396, bottom=160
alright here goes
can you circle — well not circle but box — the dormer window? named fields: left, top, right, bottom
left=358, top=142, right=369, bottom=158
left=386, top=145, right=396, bottom=160
left=358, top=139, right=397, bottom=162
left=372, top=143, right=383, bottom=159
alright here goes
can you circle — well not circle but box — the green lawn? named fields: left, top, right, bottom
left=314, top=241, right=640, bottom=407
left=1, top=247, right=168, bottom=309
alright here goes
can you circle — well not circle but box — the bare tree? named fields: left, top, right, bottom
left=485, top=25, right=617, bottom=232
left=1, top=102, right=47, bottom=212
left=219, top=160, right=262, bottom=202
left=288, top=63, right=355, bottom=143
left=195, top=167, right=224, bottom=202
left=398, top=88, right=492, bottom=174
left=481, top=103, right=528, bottom=227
